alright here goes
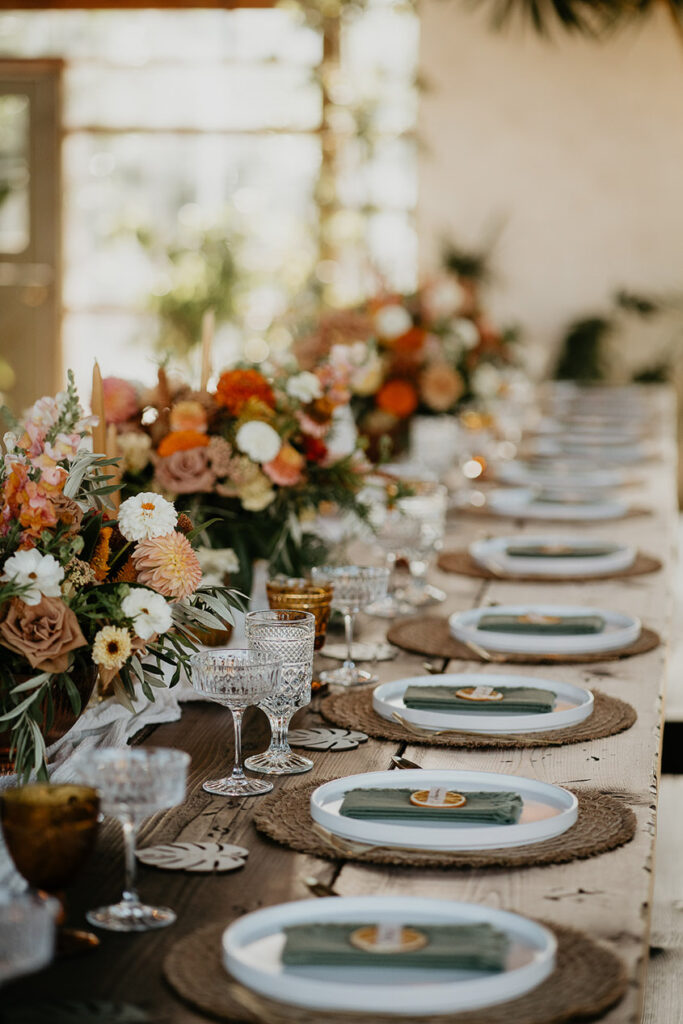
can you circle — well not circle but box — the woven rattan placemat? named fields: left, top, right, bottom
left=252, top=780, right=635, bottom=869
left=386, top=617, right=660, bottom=665
left=320, top=688, right=636, bottom=750
left=164, top=920, right=626, bottom=1024
left=437, top=549, right=661, bottom=583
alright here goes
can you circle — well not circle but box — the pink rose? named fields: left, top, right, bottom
left=102, top=377, right=139, bottom=425
left=154, top=447, right=216, bottom=494
left=0, top=597, right=87, bottom=673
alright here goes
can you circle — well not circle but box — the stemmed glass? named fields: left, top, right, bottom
left=0, top=893, right=58, bottom=984
left=190, top=649, right=282, bottom=794
left=396, top=483, right=448, bottom=607
left=365, top=498, right=424, bottom=619
left=70, top=747, right=189, bottom=932
left=312, top=565, right=390, bottom=686
left=244, top=610, right=316, bottom=776
left=1, top=783, right=100, bottom=953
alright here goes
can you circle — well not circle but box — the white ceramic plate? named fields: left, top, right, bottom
left=496, top=461, right=628, bottom=490
left=527, top=438, right=653, bottom=464
left=310, top=769, right=578, bottom=851
left=469, top=535, right=636, bottom=577
left=223, top=896, right=556, bottom=1017
left=486, top=488, right=629, bottom=522
left=372, top=673, right=594, bottom=734
left=449, top=603, right=641, bottom=655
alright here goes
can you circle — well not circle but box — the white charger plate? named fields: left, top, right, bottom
left=469, top=535, right=636, bottom=577
left=496, top=461, right=628, bottom=490
left=310, top=769, right=578, bottom=851
left=528, top=438, right=653, bottom=464
left=449, top=603, right=641, bottom=656
left=372, top=673, right=594, bottom=735
left=487, top=487, right=629, bottom=522
left=223, top=896, right=556, bottom=1017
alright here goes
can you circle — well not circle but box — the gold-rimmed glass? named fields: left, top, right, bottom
left=1, top=783, right=100, bottom=954
left=266, top=577, right=334, bottom=653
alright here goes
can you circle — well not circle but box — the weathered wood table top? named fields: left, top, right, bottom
left=5, top=389, right=677, bottom=1024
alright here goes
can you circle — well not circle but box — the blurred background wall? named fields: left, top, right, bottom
left=417, top=2, right=683, bottom=375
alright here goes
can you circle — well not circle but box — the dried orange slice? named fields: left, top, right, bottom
left=349, top=925, right=428, bottom=954
left=455, top=686, right=504, bottom=702
left=409, top=789, right=467, bottom=809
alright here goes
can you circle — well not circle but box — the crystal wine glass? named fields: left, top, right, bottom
left=190, top=648, right=282, bottom=793
left=365, top=497, right=424, bottom=619
left=1, top=783, right=100, bottom=953
left=395, top=483, right=448, bottom=607
left=311, top=565, right=390, bottom=686
left=70, top=747, right=189, bottom=933
left=0, top=893, right=58, bottom=985
left=244, top=610, right=316, bottom=776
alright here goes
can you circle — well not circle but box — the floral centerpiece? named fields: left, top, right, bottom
left=293, top=274, right=519, bottom=458
left=101, top=360, right=369, bottom=595
left=0, top=374, right=239, bottom=781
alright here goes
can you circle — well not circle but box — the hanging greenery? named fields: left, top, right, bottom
left=467, top=0, right=683, bottom=38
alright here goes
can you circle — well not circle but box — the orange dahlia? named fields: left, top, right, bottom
left=376, top=379, right=419, bottom=419
left=157, top=430, right=210, bottom=458
left=215, top=369, right=275, bottom=416
left=132, top=532, right=202, bottom=599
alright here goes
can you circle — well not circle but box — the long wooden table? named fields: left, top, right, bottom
left=5, top=389, right=677, bottom=1024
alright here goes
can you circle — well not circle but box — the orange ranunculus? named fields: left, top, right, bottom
left=169, top=400, right=208, bottom=433
left=214, top=369, right=275, bottom=416
left=376, top=379, right=419, bottom=419
left=392, top=327, right=426, bottom=354
left=157, top=430, right=210, bottom=458
left=263, top=443, right=306, bottom=487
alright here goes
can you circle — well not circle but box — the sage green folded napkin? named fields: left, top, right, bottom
left=340, top=788, right=523, bottom=824
left=477, top=613, right=605, bottom=635
left=402, top=684, right=555, bottom=715
left=505, top=543, right=620, bottom=559
left=281, top=921, right=509, bottom=972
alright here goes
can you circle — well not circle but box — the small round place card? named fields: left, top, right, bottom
left=455, top=686, right=504, bottom=702
left=349, top=923, right=428, bottom=955
left=409, top=787, right=467, bottom=809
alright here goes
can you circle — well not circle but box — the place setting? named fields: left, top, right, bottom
left=320, top=669, right=636, bottom=750
left=455, top=485, right=649, bottom=523
left=386, top=602, right=660, bottom=666
left=252, top=765, right=636, bottom=871
left=163, top=896, right=628, bottom=1024
left=437, top=534, right=662, bottom=583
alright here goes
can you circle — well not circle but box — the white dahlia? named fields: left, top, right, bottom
left=235, top=420, right=281, bottom=464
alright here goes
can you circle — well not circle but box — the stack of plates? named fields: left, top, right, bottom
left=496, top=461, right=628, bottom=490
left=373, top=673, right=594, bottom=735
left=485, top=487, right=629, bottom=522
left=222, top=896, right=556, bottom=1016
left=309, top=769, right=578, bottom=851
left=468, top=535, right=636, bottom=578
left=449, top=604, right=641, bottom=656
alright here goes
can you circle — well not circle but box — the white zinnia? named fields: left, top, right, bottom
left=1, top=550, right=64, bottom=606
left=374, top=303, right=412, bottom=340
left=121, top=587, right=173, bottom=640
left=118, top=492, right=178, bottom=542
left=454, top=318, right=480, bottom=351
left=286, top=371, right=322, bottom=404
left=235, top=420, right=281, bottom=464
left=423, top=278, right=465, bottom=321
left=471, top=364, right=503, bottom=399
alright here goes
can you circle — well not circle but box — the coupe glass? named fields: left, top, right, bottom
left=311, top=565, right=390, bottom=686
left=70, top=747, right=189, bottom=933
left=0, top=893, right=58, bottom=984
left=244, top=610, right=316, bottom=776
left=1, top=783, right=100, bottom=953
left=190, top=649, right=282, bottom=794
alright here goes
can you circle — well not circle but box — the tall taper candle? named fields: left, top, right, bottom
left=200, top=308, right=215, bottom=392
left=91, top=361, right=106, bottom=455
left=106, top=423, right=121, bottom=510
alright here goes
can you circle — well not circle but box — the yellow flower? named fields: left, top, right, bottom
left=92, top=625, right=132, bottom=671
